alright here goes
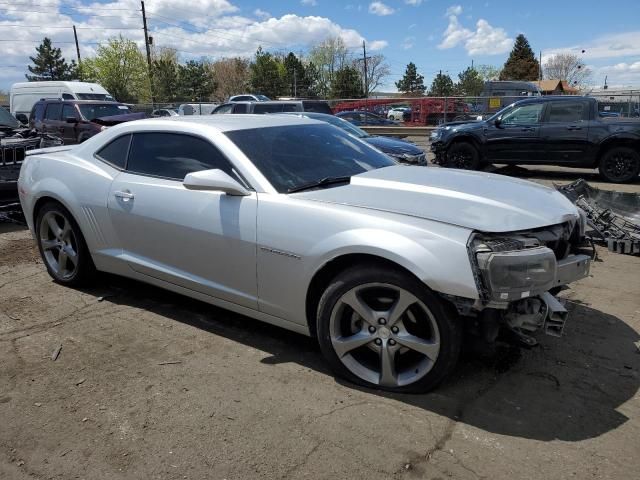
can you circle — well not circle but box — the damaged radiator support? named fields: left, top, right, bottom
left=558, top=179, right=640, bottom=255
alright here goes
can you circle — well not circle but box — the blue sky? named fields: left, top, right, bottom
left=1, top=0, right=639, bottom=91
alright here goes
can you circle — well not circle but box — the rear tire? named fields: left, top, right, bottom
left=444, top=141, right=480, bottom=170
left=316, top=265, right=462, bottom=393
left=35, top=202, right=96, bottom=287
left=598, top=146, right=640, bottom=183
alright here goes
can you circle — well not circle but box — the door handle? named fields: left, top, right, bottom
left=521, top=127, right=536, bottom=132
left=566, top=126, right=582, bottom=130
left=114, top=190, right=134, bottom=201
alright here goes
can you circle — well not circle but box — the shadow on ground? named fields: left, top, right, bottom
left=93, top=273, right=640, bottom=443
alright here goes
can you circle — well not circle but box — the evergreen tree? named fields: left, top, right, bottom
left=499, top=34, right=540, bottom=81
left=283, top=52, right=306, bottom=97
left=330, top=66, right=364, bottom=99
left=455, top=67, right=484, bottom=96
left=429, top=72, right=454, bottom=96
left=178, top=60, right=214, bottom=100
left=250, top=47, right=285, bottom=99
left=26, top=37, right=76, bottom=81
left=395, top=62, right=426, bottom=95
left=152, top=48, right=179, bottom=102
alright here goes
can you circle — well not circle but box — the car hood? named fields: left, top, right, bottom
left=364, top=136, right=422, bottom=154
left=91, top=112, right=145, bottom=126
left=295, top=166, right=579, bottom=233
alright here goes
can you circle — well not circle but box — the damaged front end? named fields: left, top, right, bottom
left=451, top=221, right=592, bottom=348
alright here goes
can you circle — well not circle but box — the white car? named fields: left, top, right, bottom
left=387, top=107, right=410, bottom=121
left=18, top=115, right=591, bottom=392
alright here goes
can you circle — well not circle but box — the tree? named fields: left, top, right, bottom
left=395, top=62, right=426, bottom=95
left=330, top=66, right=364, bottom=99
left=80, top=36, right=149, bottom=103
left=152, top=47, right=179, bottom=102
left=283, top=52, right=306, bottom=97
left=249, top=47, right=285, bottom=98
left=476, top=64, right=501, bottom=81
left=26, top=37, right=76, bottom=81
left=455, top=67, right=484, bottom=96
left=210, top=57, right=251, bottom=101
left=543, top=53, right=591, bottom=90
left=308, top=36, right=349, bottom=97
left=178, top=60, right=215, bottom=100
left=362, top=54, right=390, bottom=94
left=429, top=71, right=454, bottom=96
left=500, top=34, right=540, bottom=81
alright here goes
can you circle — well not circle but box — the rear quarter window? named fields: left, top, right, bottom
left=302, top=101, right=332, bottom=114
left=95, top=134, right=131, bottom=169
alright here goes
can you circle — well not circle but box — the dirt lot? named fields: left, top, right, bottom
left=1, top=169, right=639, bottom=480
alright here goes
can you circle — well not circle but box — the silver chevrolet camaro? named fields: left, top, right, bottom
left=18, top=115, right=591, bottom=392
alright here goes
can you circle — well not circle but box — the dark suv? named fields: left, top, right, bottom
left=212, top=100, right=333, bottom=115
left=30, top=99, right=144, bottom=144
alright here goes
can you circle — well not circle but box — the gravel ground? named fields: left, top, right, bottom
left=1, top=169, right=639, bottom=480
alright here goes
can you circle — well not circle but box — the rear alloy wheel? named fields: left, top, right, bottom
left=444, top=142, right=480, bottom=170
left=598, top=147, right=640, bottom=183
left=35, top=202, right=95, bottom=286
left=317, top=266, right=461, bottom=393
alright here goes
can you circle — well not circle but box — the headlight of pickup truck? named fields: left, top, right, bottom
left=471, top=237, right=557, bottom=302
left=430, top=130, right=441, bottom=140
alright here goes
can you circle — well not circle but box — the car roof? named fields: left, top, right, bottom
left=110, top=114, right=324, bottom=133
left=36, top=99, right=122, bottom=104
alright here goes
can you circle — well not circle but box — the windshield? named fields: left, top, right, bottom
left=255, top=94, right=270, bottom=101
left=319, top=115, right=368, bottom=138
left=225, top=124, right=395, bottom=193
left=76, top=93, right=115, bottom=101
left=0, top=106, right=19, bottom=128
left=78, top=103, right=130, bottom=120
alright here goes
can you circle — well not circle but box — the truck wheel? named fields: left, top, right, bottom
left=316, top=265, right=462, bottom=393
left=445, top=142, right=480, bottom=170
left=598, top=147, right=640, bottom=183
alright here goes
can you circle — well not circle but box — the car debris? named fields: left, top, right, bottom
left=558, top=179, right=640, bottom=255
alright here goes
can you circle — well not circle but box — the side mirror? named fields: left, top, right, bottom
left=493, top=116, right=503, bottom=128
left=183, top=169, right=250, bottom=196
left=65, top=116, right=78, bottom=124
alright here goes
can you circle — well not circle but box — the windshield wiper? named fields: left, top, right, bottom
left=287, top=176, right=351, bottom=193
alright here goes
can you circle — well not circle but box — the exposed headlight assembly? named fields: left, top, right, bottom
left=471, top=236, right=557, bottom=303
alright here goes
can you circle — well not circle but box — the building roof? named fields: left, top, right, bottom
left=533, top=79, right=579, bottom=94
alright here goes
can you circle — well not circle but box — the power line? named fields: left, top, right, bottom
left=0, top=24, right=141, bottom=30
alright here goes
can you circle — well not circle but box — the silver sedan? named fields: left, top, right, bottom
left=18, top=115, right=590, bottom=392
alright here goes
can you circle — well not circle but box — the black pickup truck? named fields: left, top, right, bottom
left=430, top=96, right=640, bottom=183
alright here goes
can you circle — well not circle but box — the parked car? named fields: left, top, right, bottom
left=10, top=81, right=114, bottom=119
left=336, top=111, right=398, bottom=126
left=29, top=99, right=144, bottom=144
left=212, top=100, right=333, bottom=115
left=19, top=115, right=591, bottom=392
left=430, top=96, right=640, bottom=183
left=178, top=104, right=218, bottom=115
left=281, top=111, right=426, bottom=165
left=387, top=107, right=411, bottom=122
left=229, top=94, right=270, bottom=102
left=151, top=108, right=178, bottom=117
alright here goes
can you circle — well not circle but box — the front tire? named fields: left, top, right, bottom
left=598, top=146, right=640, bottom=183
left=35, top=202, right=95, bottom=287
left=316, top=265, right=462, bottom=393
left=444, top=141, right=480, bottom=170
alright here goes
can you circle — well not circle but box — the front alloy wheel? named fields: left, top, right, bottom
left=317, top=266, right=461, bottom=393
left=598, top=147, right=640, bottom=183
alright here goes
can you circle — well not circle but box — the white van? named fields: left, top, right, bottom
left=10, top=81, right=115, bottom=118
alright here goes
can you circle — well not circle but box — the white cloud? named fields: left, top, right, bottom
left=402, top=36, right=415, bottom=50
left=542, top=32, right=640, bottom=62
left=405, top=0, right=423, bottom=5
left=446, top=5, right=463, bottom=16
left=369, top=40, right=388, bottom=50
left=438, top=6, right=511, bottom=55
left=301, top=0, right=318, bottom=5
left=368, top=2, right=395, bottom=16
left=254, top=9, right=270, bottom=19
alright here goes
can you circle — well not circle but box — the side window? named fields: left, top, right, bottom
left=44, top=103, right=62, bottom=120
left=547, top=102, right=587, bottom=122
left=31, top=103, right=45, bottom=121
left=281, top=104, right=299, bottom=112
left=62, top=104, right=77, bottom=120
left=62, top=93, right=75, bottom=100
left=214, top=104, right=233, bottom=114
left=501, top=103, right=544, bottom=125
left=127, top=133, right=236, bottom=181
left=232, top=104, right=248, bottom=113
left=95, top=134, right=131, bottom=169
left=253, top=104, right=284, bottom=114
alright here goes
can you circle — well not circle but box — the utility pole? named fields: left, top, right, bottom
left=293, top=68, right=297, bottom=98
left=73, top=25, right=82, bottom=81
left=362, top=40, right=368, bottom=98
left=539, top=50, right=543, bottom=80
left=471, top=59, right=474, bottom=69
left=141, top=1, right=155, bottom=105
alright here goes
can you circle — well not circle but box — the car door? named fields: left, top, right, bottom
left=107, top=132, right=258, bottom=309
left=61, top=103, right=79, bottom=144
left=539, top=100, right=591, bottom=164
left=484, top=102, right=544, bottom=162
left=42, top=102, right=63, bottom=137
